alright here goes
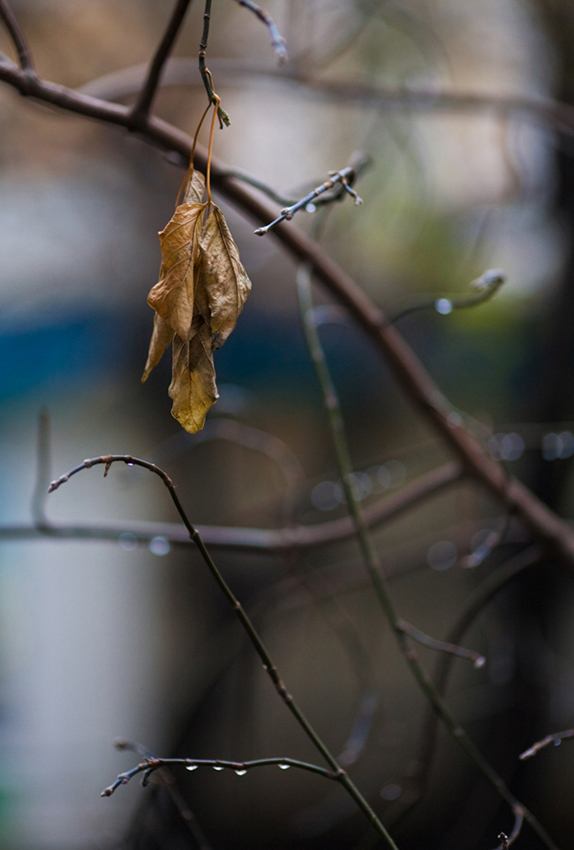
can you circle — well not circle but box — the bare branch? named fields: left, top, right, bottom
left=103, top=755, right=340, bottom=798
left=0, top=0, right=34, bottom=72
left=233, top=0, right=287, bottom=63
left=131, top=0, right=193, bottom=123
left=49, top=454, right=399, bottom=850
left=391, top=269, right=506, bottom=324
left=0, top=459, right=462, bottom=552
left=396, top=618, right=485, bottom=668
left=254, top=166, right=362, bottom=235
left=296, top=267, right=559, bottom=850
left=77, top=58, right=574, bottom=140
left=519, top=728, right=574, bottom=760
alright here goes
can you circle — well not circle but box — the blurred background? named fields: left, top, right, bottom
left=2, top=0, right=574, bottom=848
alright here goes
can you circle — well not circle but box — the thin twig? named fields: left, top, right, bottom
left=114, top=739, right=213, bottom=850
left=391, top=269, right=506, bottom=324
left=254, top=166, right=363, bottom=235
left=198, top=0, right=230, bottom=127
left=296, top=267, right=559, bottom=850
left=519, top=728, right=574, bottom=760
left=397, top=546, right=541, bottom=830
left=49, top=455, right=399, bottom=850
left=0, top=0, right=34, bottom=72
left=132, top=0, right=193, bottom=123
left=102, top=755, right=339, bottom=797
left=233, top=0, right=288, bottom=63
left=396, top=618, right=485, bottom=668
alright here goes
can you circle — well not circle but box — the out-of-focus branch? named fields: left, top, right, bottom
left=0, top=0, right=34, bottom=72
left=131, top=0, right=193, bottom=123
left=519, top=728, right=574, bottom=760
left=233, top=0, right=287, bottom=63
left=0, top=460, right=463, bottom=552
left=77, top=58, right=574, bottom=139
left=31, top=409, right=51, bottom=527
left=396, top=618, right=485, bottom=668
left=296, top=267, right=558, bottom=849
left=50, top=455, right=399, bottom=850
left=0, top=61, right=573, bottom=570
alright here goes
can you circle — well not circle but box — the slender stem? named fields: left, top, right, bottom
left=396, top=618, right=485, bottom=668
left=233, top=0, right=288, bottom=63
left=520, top=728, right=574, bottom=760
left=48, top=455, right=400, bottom=850
left=132, top=0, right=193, bottom=122
left=296, top=267, right=560, bottom=850
left=103, top=755, right=339, bottom=796
left=0, top=0, right=34, bottom=72
left=198, top=0, right=230, bottom=127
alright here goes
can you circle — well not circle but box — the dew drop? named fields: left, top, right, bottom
left=235, top=769, right=247, bottom=776
left=474, top=656, right=486, bottom=669
left=278, top=763, right=290, bottom=770
left=186, top=765, right=198, bottom=771
left=127, top=462, right=134, bottom=467
left=213, top=766, right=224, bottom=771
left=306, top=203, right=316, bottom=213
left=554, top=739, right=562, bottom=747
left=435, top=298, right=452, bottom=315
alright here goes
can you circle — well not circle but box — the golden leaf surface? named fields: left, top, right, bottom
left=142, top=171, right=252, bottom=434
left=199, top=205, right=252, bottom=348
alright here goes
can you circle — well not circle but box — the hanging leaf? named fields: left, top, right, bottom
left=142, top=170, right=252, bottom=434
left=199, top=205, right=252, bottom=348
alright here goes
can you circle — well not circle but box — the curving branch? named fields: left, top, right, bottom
left=0, top=460, right=463, bottom=552
left=102, top=755, right=338, bottom=798
left=131, top=0, right=193, bottom=123
left=0, top=0, right=34, bottom=72
left=492, top=809, right=524, bottom=850
left=49, top=455, right=399, bottom=850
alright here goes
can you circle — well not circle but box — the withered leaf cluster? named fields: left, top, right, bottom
left=142, top=170, right=251, bottom=433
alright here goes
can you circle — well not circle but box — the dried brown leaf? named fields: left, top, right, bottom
left=169, top=322, right=217, bottom=434
left=142, top=313, right=174, bottom=381
left=183, top=169, right=206, bottom=204
left=142, top=172, right=251, bottom=434
left=146, top=201, right=206, bottom=341
left=199, top=205, right=252, bottom=347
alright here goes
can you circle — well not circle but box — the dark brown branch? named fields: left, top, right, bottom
left=0, top=1, right=34, bottom=72
left=0, top=63, right=573, bottom=570
left=519, top=728, right=574, bottom=760
left=132, top=0, right=193, bottom=123
left=0, top=461, right=462, bottom=551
